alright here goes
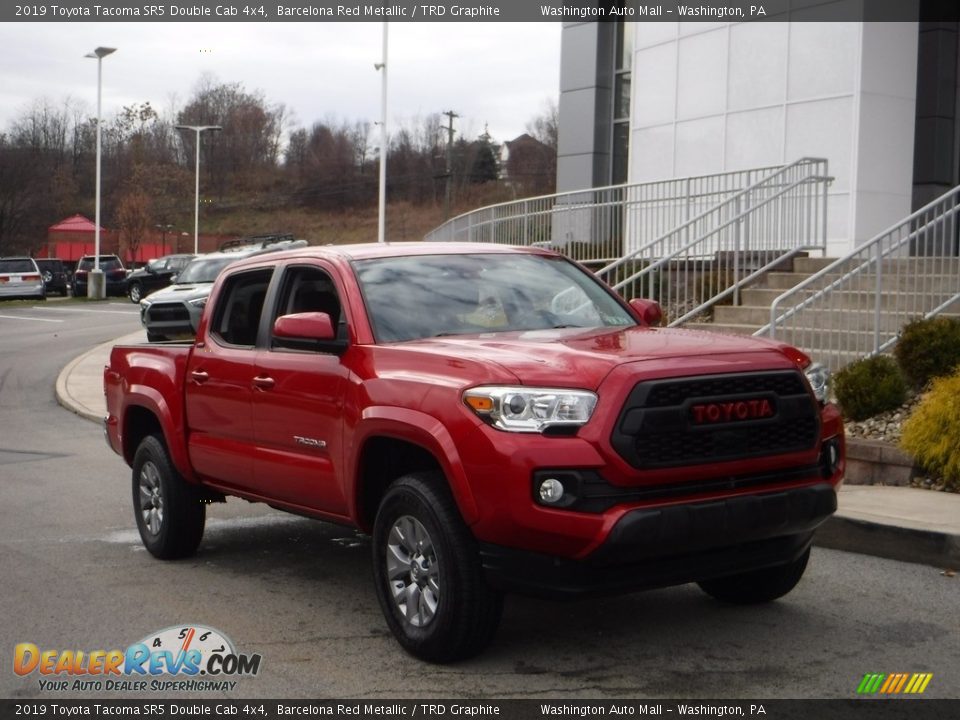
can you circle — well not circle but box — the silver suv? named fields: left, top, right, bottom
left=140, top=239, right=306, bottom=341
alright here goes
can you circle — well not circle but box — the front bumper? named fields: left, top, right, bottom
left=480, top=482, right=836, bottom=598
left=141, top=301, right=201, bottom=338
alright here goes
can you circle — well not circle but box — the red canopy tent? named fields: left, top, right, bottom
left=45, top=215, right=114, bottom=262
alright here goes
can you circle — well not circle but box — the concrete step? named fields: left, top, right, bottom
left=739, top=288, right=960, bottom=311
left=761, top=270, right=959, bottom=292
left=716, top=304, right=960, bottom=329
left=688, top=324, right=897, bottom=368
left=792, top=256, right=839, bottom=273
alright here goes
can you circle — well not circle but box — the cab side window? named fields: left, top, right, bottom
left=210, top=269, right=273, bottom=347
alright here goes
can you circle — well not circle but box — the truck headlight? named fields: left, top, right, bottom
left=464, top=386, right=598, bottom=433
left=804, top=362, right=830, bottom=403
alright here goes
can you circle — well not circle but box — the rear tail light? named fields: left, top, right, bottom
left=23, top=274, right=41, bottom=281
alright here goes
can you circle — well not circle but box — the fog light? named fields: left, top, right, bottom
left=820, top=437, right=841, bottom=478
left=538, top=478, right=565, bottom=505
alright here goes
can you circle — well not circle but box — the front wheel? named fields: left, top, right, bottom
left=697, top=547, right=810, bottom=604
left=128, top=282, right=143, bottom=303
left=132, top=434, right=205, bottom=559
left=372, top=473, right=503, bottom=662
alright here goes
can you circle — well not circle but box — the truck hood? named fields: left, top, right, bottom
left=402, top=326, right=798, bottom=389
left=143, top=282, right=213, bottom=304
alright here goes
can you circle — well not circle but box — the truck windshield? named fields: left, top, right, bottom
left=176, top=257, right=237, bottom=284
left=354, top=253, right=636, bottom=343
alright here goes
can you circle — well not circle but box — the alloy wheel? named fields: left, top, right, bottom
left=138, top=461, right=164, bottom=536
left=386, top=515, right=440, bottom=627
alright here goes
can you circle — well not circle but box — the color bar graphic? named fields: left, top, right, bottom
left=857, top=673, right=933, bottom=695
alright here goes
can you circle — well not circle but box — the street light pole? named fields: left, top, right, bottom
left=375, top=22, right=388, bottom=244
left=175, top=124, right=222, bottom=254
left=85, top=46, right=116, bottom=299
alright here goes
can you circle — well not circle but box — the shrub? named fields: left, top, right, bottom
left=900, top=369, right=960, bottom=491
left=894, top=316, right=960, bottom=389
left=833, top=355, right=907, bottom=421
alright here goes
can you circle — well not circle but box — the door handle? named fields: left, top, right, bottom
left=252, top=375, right=275, bottom=390
left=190, top=369, right=209, bottom=384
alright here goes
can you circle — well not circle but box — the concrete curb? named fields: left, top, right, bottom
left=816, top=515, right=960, bottom=569
left=54, top=331, right=145, bottom=423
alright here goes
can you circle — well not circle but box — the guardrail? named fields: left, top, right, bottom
left=759, top=184, right=960, bottom=371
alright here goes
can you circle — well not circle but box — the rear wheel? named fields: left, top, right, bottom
left=697, top=548, right=810, bottom=604
left=372, top=472, right=503, bottom=662
left=128, top=282, right=143, bottom=303
left=132, top=434, right=205, bottom=559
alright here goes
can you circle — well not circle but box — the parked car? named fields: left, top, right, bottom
left=0, top=257, right=45, bottom=300
left=72, top=255, right=127, bottom=297
left=126, top=253, right=196, bottom=303
left=105, top=242, right=844, bottom=662
left=140, top=240, right=306, bottom=341
left=34, top=258, right=69, bottom=296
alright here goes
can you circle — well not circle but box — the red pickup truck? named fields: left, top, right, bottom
left=104, top=243, right=844, bottom=662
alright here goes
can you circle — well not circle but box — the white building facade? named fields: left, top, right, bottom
left=558, top=16, right=959, bottom=256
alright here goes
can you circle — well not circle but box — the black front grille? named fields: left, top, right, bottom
left=645, top=373, right=807, bottom=407
left=147, top=303, right=189, bottom=323
left=612, top=370, right=820, bottom=469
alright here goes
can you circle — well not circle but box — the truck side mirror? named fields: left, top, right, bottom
left=628, top=298, right=663, bottom=327
left=273, top=312, right=347, bottom=354
left=274, top=312, right=336, bottom=341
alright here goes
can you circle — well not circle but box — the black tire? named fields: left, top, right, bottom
left=372, top=472, right=503, bottom=662
left=128, top=282, right=143, bottom=303
left=697, top=547, right=810, bottom=605
left=131, top=434, right=205, bottom=559
left=146, top=331, right=167, bottom=342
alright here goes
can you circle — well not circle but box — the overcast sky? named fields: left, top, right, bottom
left=0, top=22, right=561, bottom=144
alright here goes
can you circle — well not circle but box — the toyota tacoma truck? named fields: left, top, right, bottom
left=104, top=242, right=844, bottom=662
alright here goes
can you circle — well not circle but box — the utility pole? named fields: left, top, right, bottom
left=442, top=110, right=458, bottom=221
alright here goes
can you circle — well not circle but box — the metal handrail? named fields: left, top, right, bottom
left=597, top=158, right=827, bottom=281
left=604, top=159, right=831, bottom=325
left=424, top=164, right=787, bottom=265
left=759, top=184, right=960, bottom=371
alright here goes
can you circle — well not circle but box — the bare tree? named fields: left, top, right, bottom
left=115, top=170, right=153, bottom=263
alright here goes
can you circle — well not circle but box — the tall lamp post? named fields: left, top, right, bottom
left=85, top=46, right=116, bottom=299
left=175, top=124, right=222, bottom=254
left=375, top=23, right=388, bottom=244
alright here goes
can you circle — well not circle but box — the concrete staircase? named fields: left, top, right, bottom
left=687, top=255, right=960, bottom=366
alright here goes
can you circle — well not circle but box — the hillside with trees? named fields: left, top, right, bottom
left=0, top=78, right=557, bottom=257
